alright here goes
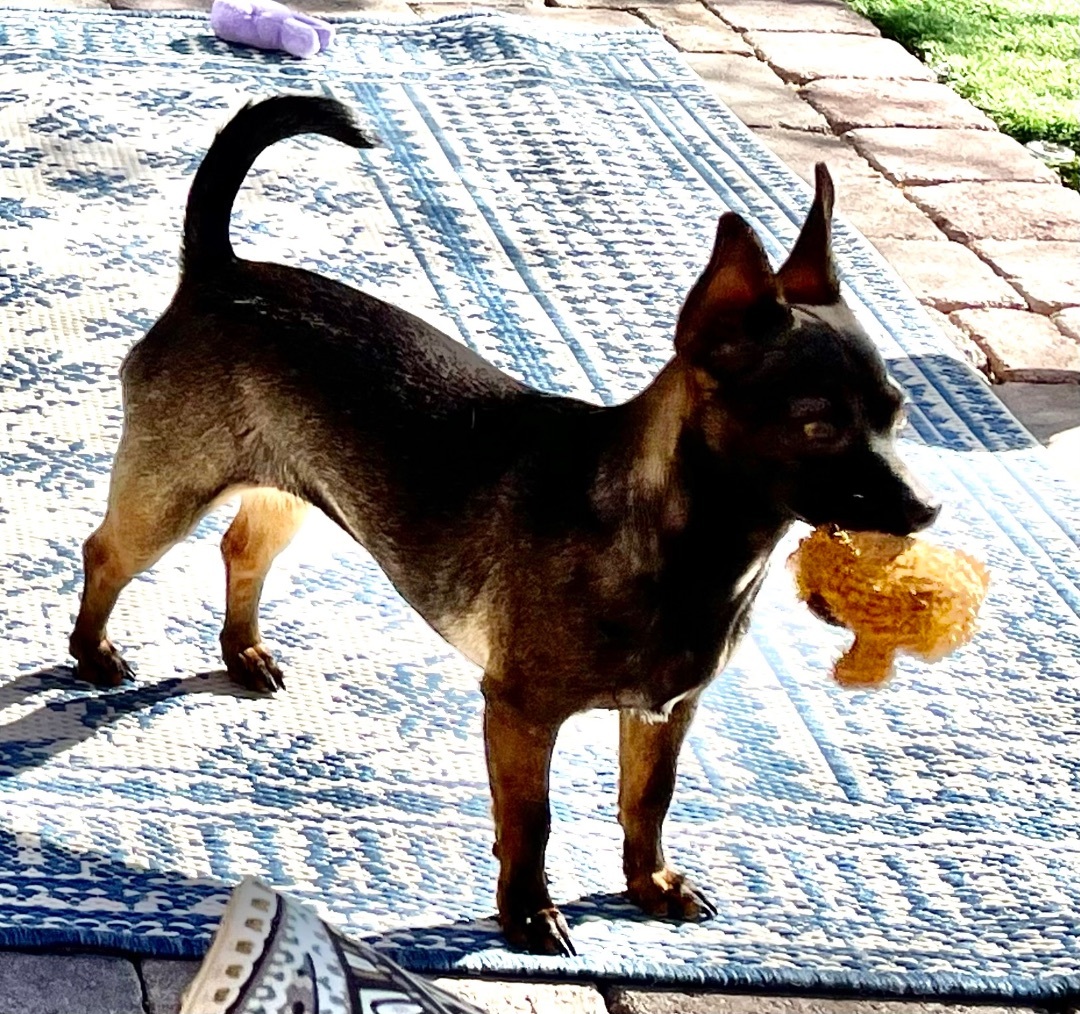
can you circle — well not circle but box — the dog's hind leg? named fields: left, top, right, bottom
left=219, top=488, right=309, bottom=693
left=618, top=695, right=717, bottom=922
left=69, top=434, right=223, bottom=687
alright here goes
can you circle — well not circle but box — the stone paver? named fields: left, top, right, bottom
left=755, top=126, right=879, bottom=183
left=972, top=239, right=1080, bottom=314
left=870, top=238, right=1026, bottom=313
left=833, top=173, right=946, bottom=241
left=705, top=0, right=877, bottom=34
left=548, top=0, right=638, bottom=10
left=0, top=953, right=143, bottom=1014
left=847, top=127, right=1058, bottom=186
left=141, top=959, right=201, bottom=1014
left=746, top=31, right=935, bottom=84
left=801, top=78, right=996, bottom=133
left=606, top=993, right=1045, bottom=1014
left=685, top=53, right=828, bottom=131
left=636, top=3, right=753, bottom=53
left=951, top=308, right=1080, bottom=382
left=996, top=382, right=1080, bottom=486
left=434, top=978, right=609, bottom=1012
left=1056, top=308, right=1080, bottom=344
left=905, top=182, right=1080, bottom=244
left=998, top=381, right=1080, bottom=444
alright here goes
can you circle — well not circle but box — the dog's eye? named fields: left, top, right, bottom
left=790, top=397, right=831, bottom=419
left=803, top=420, right=836, bottom=441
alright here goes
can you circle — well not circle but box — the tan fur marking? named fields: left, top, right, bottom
left=630, top=363, right=696, bottom=496
left=221, top=489, right=309, bottom=654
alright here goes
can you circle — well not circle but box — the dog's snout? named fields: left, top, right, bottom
left=907, top=497, right=941, bottom=533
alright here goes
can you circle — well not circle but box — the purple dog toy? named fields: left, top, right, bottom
left=210, top=0, right=334, bottom=59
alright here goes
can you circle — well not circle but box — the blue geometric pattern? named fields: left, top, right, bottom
left=1, top=8, right=1079, bottom=1002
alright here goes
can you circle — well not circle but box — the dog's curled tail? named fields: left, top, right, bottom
left=181, top=94, right=379, bottom=277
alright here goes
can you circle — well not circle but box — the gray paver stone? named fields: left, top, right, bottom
left=995, top=382, right=1080, bottom=483
left=433, top=978, right=608, bottom=1012
left=996, top=381, right=1080, bottom=446
left=754, top=127, right=877, bottom=184
left=0, top=953, right=143, bottom=1014
left=745, top=31, right=935, bottom=84
left=607, top=993, right=1046, bottom=1013
left=972, top=239, right=1080, bottom=314
left=705, top=0, right=877, bottom=34
left=870, top=238, right=1025, bottom=313
left=905, top=181, right=1080, bottom=243
left=1055, top=307, right=1080, bottom=344
left=833, top=173, right=945, bottom=241
left=846, top=127, right=1058, bottom=186
left=801, top=78, right=996, bottom=133
left=636, top=3, right=753, bottom=53
left=684, top=53, right=828, bottom=131
left=140, top=959, right=202, bottom=1014
left=951, top=308, right=1080, bottom=382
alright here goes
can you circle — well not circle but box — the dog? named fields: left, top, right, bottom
left=69, top=95, right=939, bottom=957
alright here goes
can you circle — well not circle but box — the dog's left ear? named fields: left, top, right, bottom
left=776, top=163, right=840, bottom=305
left=675, top=212, right=781, bottom=357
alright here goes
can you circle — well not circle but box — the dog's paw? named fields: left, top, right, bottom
left=69, top=637, right=135, bottom=687
left=501, top=906, right=577, bottom=957
left=225, top=645, right=286, bottom=694
left=627, top=867, right=716, bottom=922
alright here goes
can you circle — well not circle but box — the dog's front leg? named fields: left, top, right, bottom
left=481, top=680, right=574, bottom=957
left=618, top=695, right=717, bottom=921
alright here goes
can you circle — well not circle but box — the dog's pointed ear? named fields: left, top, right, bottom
left=675, top=212, right=781, bottom=357
left=776, top=163, right=840, bottom=305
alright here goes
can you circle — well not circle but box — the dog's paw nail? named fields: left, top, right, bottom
left=554, top=918, right=577, bottom=958
left=71, top=640, right=135, bottom=687
left=629, top=869, right=714, bottom=923
left=506, top=908, right=577, bottom=957
left=679, top=885, right=716, bottom=921
left=227, top=646, right=287, bottom=694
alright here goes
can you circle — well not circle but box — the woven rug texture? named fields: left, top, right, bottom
left=1, top=9, right=1080, bottom=1001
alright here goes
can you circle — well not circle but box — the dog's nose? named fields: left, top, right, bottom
left=907, top=497, right=941, bottom=532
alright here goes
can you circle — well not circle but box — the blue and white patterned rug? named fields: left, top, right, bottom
left=1, top=8, right=1080, bottom=1002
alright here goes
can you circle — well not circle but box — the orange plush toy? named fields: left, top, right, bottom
left=789, top=526, right=990, bottom=687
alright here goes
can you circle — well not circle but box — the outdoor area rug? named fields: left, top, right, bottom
left=1, top=7, right=1080, bottom=1004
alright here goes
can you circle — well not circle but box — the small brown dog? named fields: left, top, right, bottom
left=69, top=95, right=938, bottom=956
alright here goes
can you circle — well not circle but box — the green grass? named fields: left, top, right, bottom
left=846, top=0, right=1080, bottom=187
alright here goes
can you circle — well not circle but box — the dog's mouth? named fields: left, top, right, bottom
left=804, top=591, right=842, bottom=627
left=790, top=493, right=940, bottom=539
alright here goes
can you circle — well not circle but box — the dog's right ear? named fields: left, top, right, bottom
left=776, top=163, right=839, bottom=305
left=674, top=212, right=783, bottom=363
